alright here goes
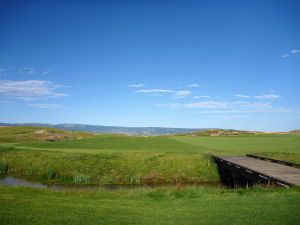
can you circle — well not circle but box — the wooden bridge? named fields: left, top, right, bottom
left=213, top=154, right=300, bottom=188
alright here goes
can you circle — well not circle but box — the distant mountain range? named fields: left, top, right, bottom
left=0, top=123, right=203, bottom=135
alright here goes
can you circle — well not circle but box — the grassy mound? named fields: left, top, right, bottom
left=0, top=126, right=91, bottom=143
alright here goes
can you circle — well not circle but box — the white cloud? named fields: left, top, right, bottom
left=136, top=89, right=191, bottom=99
left=0, top=67, right=52, bottom=76
left=27, top=103, right=62, bottom=109
left=0, top=68, right=5, bottom=76
left=236, top=101, right=272, bottom=109
left=42, top=69, right=52, bottom=75
left=281, top=49, right=300, bottom=58
left=136, top=89, right=173, bottom=93
left=155, top=101, right=273, bottom=111
left=155, top=101, right=229, bottom=109
left=18, top=67, right=37, bottom=75
left=51, top=93, right=69, bottom=98
left=183, top=101, right=230, bottom=109
left=9, top=96, right=41, bottom=101
left=195, top=108, right=294, bottom=114
left=0, top=80, right=69, bottom=98
left=128, top=84, right=145, bottom=88
left=193, top=95, right=210, bottom=99
left=173, top=91, right=191, bottom=99
left=0, top=99, right=16, bottom=105
left=291, top=49, right=300, bottom=54
left=235, top=94, right=250, bottom=98
left=255, top=94, right=280, bottom=100
left=8, top=93, right=68, bottom=101
left=188, top=83, right=200, bottom=88
left=154, top=103, right=181, bottom=109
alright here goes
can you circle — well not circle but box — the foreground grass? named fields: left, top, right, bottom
left=0, top=185, right=299, bottom=225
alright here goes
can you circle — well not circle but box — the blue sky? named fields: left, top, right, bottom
left=0, top=0, right=300, bottom=131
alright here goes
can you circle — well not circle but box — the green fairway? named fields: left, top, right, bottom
left=0, top=186, right=299, bottom=225
left=8, top=133, right=300, bottom=156
left=14, top=135, right=202, bottom=153
left=172, top=135, right=300, bottom=155
left=2, top=126, right=300, bottom=156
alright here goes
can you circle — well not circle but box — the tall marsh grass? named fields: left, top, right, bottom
left=0, top=149, right=219, bottom=185
left=73, top=174, right=91, bottom=184
left=0, top=161, right=8, bottom=173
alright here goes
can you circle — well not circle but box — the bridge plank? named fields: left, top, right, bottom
left=218, top=156, right=300, bottom=186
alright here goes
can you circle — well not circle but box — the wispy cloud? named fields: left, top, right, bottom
left=291, top=49, right=300, bottom=54
left=255, top=94, right=280, bottom=100
left=9, top=96, right=41, bottom=101
left=155, top=101, right=273, bottom=110
left=173, top=91, right=191, bottom=99
left=235, top=94, right=250, bottom=98
left=42, top=69, right=52, bottom=75
left=27, top=103, right=62, bottom=109
left=128, top=84, right=145, bottom=88
left=0, top=68, right=5, bottom=76
left=0, top=99, right=16, bottom=105
left=0, top=67, right=51, bottom=76
left=51, top=93, right=69, bottom=98
left=136, top=89, right=191, bottom=99
left=155, top=101, right=227, bottom=109
left=188, top=83, right=200, bottom=88
left=0, top=80, right=69, bottom=98
left=136, top=89, right=174, bottom=94
left=181, top=101, right=230, bottom=109
left=18, top=67, right=37, bottom=75
left=281, top=49, right=300, bottom=58
left=193, top=95, right=210, bottom=99
left=8, top=93, right=69, bottom=101
left=195, top=108, right=294, bottom=114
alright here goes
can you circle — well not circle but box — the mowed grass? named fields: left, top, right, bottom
left=0, top=185, right=299, bottom=225
left=10, top=133, right=300, bottom=156
left=172, top=134, right=300, bottom=155
left=13, top=135, right=201, bottom=153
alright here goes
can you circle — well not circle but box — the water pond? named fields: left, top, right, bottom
left=0, top=176, right=220, bottom=191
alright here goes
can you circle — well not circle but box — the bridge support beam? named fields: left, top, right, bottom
left=215, top=157, right=269, bottom=188
left=216, top=162, right=255, bottom=188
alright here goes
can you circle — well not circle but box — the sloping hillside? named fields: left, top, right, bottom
left=0, top=126, right=91, bottom=143
left=176, top=129, right=258, bottom=137
left=290, top=130, right=300, bottom=134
